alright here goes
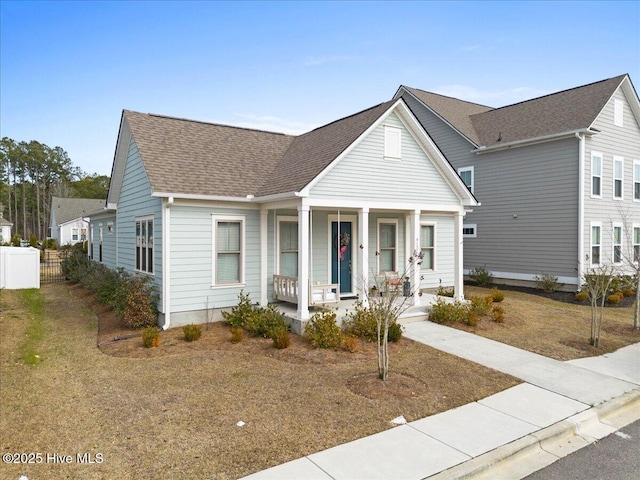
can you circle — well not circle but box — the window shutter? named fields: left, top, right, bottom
left=384, top=126, right=401, bottom=158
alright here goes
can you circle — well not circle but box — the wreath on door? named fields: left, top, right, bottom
left=334, top=232, right=350, bottom=261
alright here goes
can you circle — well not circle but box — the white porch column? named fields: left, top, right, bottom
left=297, top=204, right=310, bottom=320
left=411, top=209, right=421, bottom=306
left=260, top=208, right=268, bottom=307
left=358, top=207, right=369, bottom=305
left=454, top=211, right=464, bottom=301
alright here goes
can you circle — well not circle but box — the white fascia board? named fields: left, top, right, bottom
left=151, top=191, right=257, bottom=203
left=395, top=86, right=481, bottom=148
left=299, top=98, right=407, bottom=196
left=306, top=197, right=466, bottom=214
left=474, top=128, right=595, bottom=154
left=107, top=114, right=131, bottom=206
left=394, top=102, right=479, bottom=207
left=160, top=197, right=261, bottom=210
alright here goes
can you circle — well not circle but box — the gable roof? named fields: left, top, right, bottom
left=258, top=101, right=395, bottom=196
left=400, top=74, right=633, bottom=149
left=51, top=197, right=107, bottom=225
left=124, top=111, right=296, bottom=198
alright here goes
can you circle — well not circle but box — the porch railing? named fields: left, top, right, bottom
left=273, top=274, right=340, bottom=306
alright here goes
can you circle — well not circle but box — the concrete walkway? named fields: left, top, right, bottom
left=242, top=322, right=640, bottom=480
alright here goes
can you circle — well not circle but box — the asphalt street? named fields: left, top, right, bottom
left=525, top=419, right=640, bottom=480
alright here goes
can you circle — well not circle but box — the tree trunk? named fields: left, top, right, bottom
left=635, top=270, right=640, bottom=330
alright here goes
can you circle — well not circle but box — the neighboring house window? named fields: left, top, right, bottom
left=613, top=156, right=624, bottom=199
left=463, top=224, right=477, bottom=238
left=634, top=161, right=640, bottom=201
left=213, top=215, right=244, bottom=285
left=278, top=218, right=298, bottom=277
left=614, top=99, right=623, bottom=127
left=591, top=223, right=601, bottom=265
left=420, top=224, right=435, bottom=270
left=135, top=217, right=153, bottom=274
left=107, top=222, right=114, bottom=234
left=458, top=166, right=474, bottom=194
left=613, top=225, right=623, bottom=264
left=378, top=220, right=398, bottom=272
left=591, top=152, right=602, bottom=197
left=72, top=228, right=79, bottom=241
left=634, top=226, right=640, bottom=263
left=384, top=126, right=401, bottom=159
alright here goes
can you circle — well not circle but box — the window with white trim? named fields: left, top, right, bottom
left=591, top=223, right=601, bottom=265
left=213, top=215, right=244, bottom=285
left=72, top=228, right=79, bottom=241
left=278, top=218, right=298, bottom=277
left=135, top=217, right=153, bottom=273
left=613, top=156, right=624, bottom=199
left=591, top=152, right=602, bottom=197
left=384, top=126, right=401, bottom=159
left=458, top=166, right=474, bottom=194
left=462, top=224, right=477, bottom=238
left=634, top=226, right=640, bottom=263
left=613, top=225, right=623, bottom=264
left=634, top=161, right=640, bottom=201
left=420, top=224, right=435, bottom=270
left=614, top=99, right=623, bottom=127
left=378, top=220, right=398, bottom=272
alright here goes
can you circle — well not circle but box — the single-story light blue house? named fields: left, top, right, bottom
left=89, top=98, right=477, bottom=331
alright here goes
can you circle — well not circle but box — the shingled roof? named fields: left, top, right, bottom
left=51, top=197, right=106, bottom=225
left=402, top=74, right=629, bottom=148
left=122, top=100, right=396, bottom=198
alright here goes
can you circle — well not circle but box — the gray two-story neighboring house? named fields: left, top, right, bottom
left=396, top=74, right=640, bottom=290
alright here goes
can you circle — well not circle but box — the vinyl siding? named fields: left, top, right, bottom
left=116, top=138, right=163, bottom=296
left=583, top=88, right=640, bottom=271
left=310, top=113, right=460, bottom=204
left=170, top=205, right=261, bottom=312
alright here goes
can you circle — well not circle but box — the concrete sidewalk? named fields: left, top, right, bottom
left=242, top=322, right=640, bottom=480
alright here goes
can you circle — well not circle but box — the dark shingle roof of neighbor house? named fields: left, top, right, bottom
left=124, top=100, right=395, bottom=198
left=403, top=74, right=628, bottom=147
left=51, top=197, right=106, bottom=225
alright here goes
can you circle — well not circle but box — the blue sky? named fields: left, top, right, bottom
left=1, top=0, right=639, bottom=176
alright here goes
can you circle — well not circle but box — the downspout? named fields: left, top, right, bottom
left=576, top=133, right=585, bottom=288
left=162, top=196, right=173, bottom=329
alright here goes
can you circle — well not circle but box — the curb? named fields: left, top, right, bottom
left=427, top=387, right=640, bottom=479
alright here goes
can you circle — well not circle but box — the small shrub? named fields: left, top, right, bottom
left=230, top=326, right=243, bottom=343
left=491, top=305, right=505, bottom=323
left=429, top=299, right=470, bottom=324
left=342, top=335, right=359, bottom=352
left=11, top=234, right=21, bottom=246
left=622, top=287, right=635, bottom=298
left=183, top=324, right=202, bottom=342
left=575, top=291, right=589, bottom=302
left=469, top=266, right=493, bottom=286
left=271, top=325, right=291, bottom=349
left=534, top=273, right=560, bottom=293
left=29, top=234, right=38, bottom=248
left=387, top=322, right=403, bottom=342
left=121, top=276, right=159, bottom=329
left=245, top=304, right=287, bottom=339
left=304, top=309, right=343, bottom=349
left=222, top=290, right=256, bottom=329
left=469, top=295, right=492, bottom=316
left=490, top=287, right=505, bottom=303
left=607, top=292, right=623, bottom=305
left=141, top=327, right=160, bottom=348
left=466, top=311, right=480, bottom=327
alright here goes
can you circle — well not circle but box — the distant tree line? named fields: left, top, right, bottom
left=0, top=137, right=110, bottom=241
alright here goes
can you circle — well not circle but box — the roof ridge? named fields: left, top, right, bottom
left=475, top=74, right=628, bottom=114
left=125, top=110, right=294, bottom=137
left=402, top=86, right=494, bottom=109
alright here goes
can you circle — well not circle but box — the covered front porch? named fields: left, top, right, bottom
left=259, top=199, right=466, bottom=332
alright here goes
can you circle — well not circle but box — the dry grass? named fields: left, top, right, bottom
left=458, top=286, right=640, bottom=360
left=1, top=283, right=518, bottom=480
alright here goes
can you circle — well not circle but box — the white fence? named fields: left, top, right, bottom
left=0, top=246, right=40, bottom=289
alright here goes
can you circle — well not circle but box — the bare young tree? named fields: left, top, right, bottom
left=615, top=205, right=640, bottom=330
left=582, top=263, right=618, bottom=347
left=359, top=249, right=424, bottom=381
